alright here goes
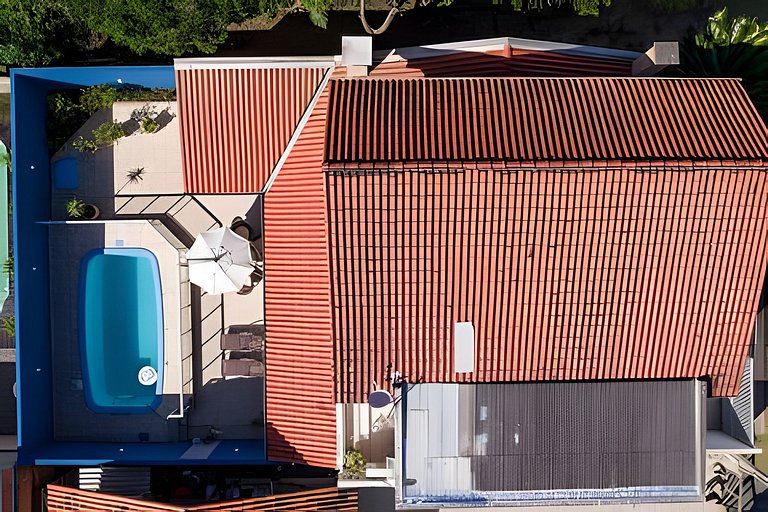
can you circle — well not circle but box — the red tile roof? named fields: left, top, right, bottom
left=262, top=80, right=337, bottom=468
left=326, top=78, right=768, bottom=164
left=369, top=46, right=633, bottom=78
left=327, top=162, right=768, bottom=401
left=256, top=69, right=768, bottom=466
left=176, top=65, right=328, bottom=193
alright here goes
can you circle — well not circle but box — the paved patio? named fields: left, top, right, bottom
left=49, top=222, right=184, bottom=442
left=48, top=103, right=265, bottom=443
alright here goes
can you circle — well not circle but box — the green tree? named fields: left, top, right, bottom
left=0, top=0, right=86, bottom=67
left=67, top=0, right=286, bottom=57
left=679, top=8, right=768, bottom=120
left=694, top=7, right=768, bottom=48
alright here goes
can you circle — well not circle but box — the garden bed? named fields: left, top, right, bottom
left=47, top=84, right=175, bottom=156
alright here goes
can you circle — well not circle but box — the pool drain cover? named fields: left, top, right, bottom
left=138, top=366, right=158, bottom=386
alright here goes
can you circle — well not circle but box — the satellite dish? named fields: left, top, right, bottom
left=368, top=389, right=393, bottom=408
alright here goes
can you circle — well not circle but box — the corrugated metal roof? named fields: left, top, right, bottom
left=176, top=66, right=328, bottom=193
left=325, top=78, right=768, bottom=164
left=262, top=80, right=337, bottom=468
left=369, top=47, right=633, bottom=78
left=405, top=380, right=699, bottom=499
left=326, top=164, right=768, bottom=401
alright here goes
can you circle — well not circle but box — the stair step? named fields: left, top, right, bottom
left=79, top=466, right=151, bottom=498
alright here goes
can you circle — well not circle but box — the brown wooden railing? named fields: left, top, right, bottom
left=46, top=485, right=358, bottom=512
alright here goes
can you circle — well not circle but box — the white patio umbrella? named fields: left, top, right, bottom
left=187, top=227, right=254, bottom=295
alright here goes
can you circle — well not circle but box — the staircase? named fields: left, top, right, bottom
left=79, top=466, right=151, bottom=499
left=707, top=454, right=768, bottom=511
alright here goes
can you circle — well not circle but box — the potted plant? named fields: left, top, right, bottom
left=83, top=203, right=100, bottom=220
left=131, top=104, right=159, bottom=133
left=66, top=197, right=100, bottom=220
left=340, top=449, right=367, bottom=480
left=141, top=116, right=159, bottom=133
left=66, top=197, right=85, bottom=218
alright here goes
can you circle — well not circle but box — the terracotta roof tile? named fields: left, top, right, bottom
left=262, top=83, right=337, bottom=468
left=325, top=77, right=768, bottom=165
left=326, top=163, right=768, bottom=401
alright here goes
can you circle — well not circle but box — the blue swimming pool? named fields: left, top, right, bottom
left=79, top=248, right=164, bottom=414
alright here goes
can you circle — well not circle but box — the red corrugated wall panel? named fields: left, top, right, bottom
left=326, top=78, right=768, bottom=163
left=326, top=164, right=768, bottom=401
left=176, top=66, right=327, bottom=194
left=46, top=485, right=358, bottom=512
left=263, top=78, right=337, bottom=467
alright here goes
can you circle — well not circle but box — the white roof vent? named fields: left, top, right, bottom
left=341, top=36, right=373, bottom=67
left=454, top=321, right=475, bottom=374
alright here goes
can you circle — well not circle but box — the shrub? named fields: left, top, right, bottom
left=0, top=147, right=10, bottom=169
left=572, top=0, right=611, bottom=16
left=340, top=449, right=367, bottom=480
left=679, top=8, right=768, bottom=121
left=70, top=0, right=231, bottom=56
left=131, top=103, right=157, bottom=122
left=72, top=136, right=97, bottom=153
left=0, top=0, right=88, bottom=67
left=3, top=256, right=12, bottom=278
left=79, top=85, right=119, bottom=116
left=645, top=0, right=696, bottom=13
left=48, top=91, right=87, bottom=153
left=118, top=87, right=176, bottom=103
left=1, top=316, right=13, bottom=338
left=66, top=197, right=85, bottom=218
left=141, top=117, right=159, bottom=133
left=92, top=121, right=125, bottom=147
left=48, top=84, right=176, bottom=155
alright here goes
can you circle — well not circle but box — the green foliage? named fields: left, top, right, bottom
left=572, top=0, right=610, bottom=16
left=92, top=121, right=125, bottom=147
left=48, top=84, right=175, bottom=155
left=72, top=136, right=98, bottom=153
left=483, top=0, right=610, bottom=16
left=1, top=316, right=14, bottom=338
left=0, top=0, right=87, bottom=67
left=645, top=0, right=696, bottom=14
left=131, top=103, right=157, bottom=122
left=117, top=87, right=177, bottom=103
left=68, top=0, right=248, bottom=56
left=0, top=148, right=10, bottom=169
left=695, top=8, right=768, bottom=48
left=79, top=85, right=119, bottom=116
left=679, top=8, right=768, bottom=121
left=66, top=197, right=85, bottom=218
left=141, top=117, right=159, bottom=133
left=48, top=91, right=88, bottom=154
left=302, top=0, right=330, bottom=28
left=3, top=256, right=12, bottom=279
left=341, top=449, right=367, bottom=480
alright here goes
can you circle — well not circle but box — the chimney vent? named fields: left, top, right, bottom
left=632, top=41, right=679, bottom=76
left=341, top=36, right=372, bottom=77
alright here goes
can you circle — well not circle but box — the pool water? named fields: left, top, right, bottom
left=79, top=248, right=164, bottom=414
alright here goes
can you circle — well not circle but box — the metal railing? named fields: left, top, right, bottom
left=114, top=194, right=222, bottom=247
